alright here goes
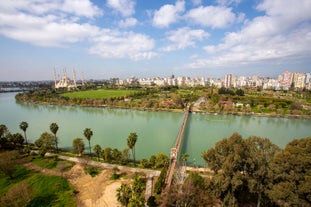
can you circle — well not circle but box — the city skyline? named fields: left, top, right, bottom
left=0, top=0, right=311, bottom=81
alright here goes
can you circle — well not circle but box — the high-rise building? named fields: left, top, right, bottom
left=224, top=74, right=232, bottom=88
left=293, top=72, right=306, bottom=89
left=279, top=71, right=293, bottom=89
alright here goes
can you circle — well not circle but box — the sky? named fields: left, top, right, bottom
left=0, top=0, right=310, bottom=81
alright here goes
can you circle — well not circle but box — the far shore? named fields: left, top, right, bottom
left=17, top=98, right=311, bottom=120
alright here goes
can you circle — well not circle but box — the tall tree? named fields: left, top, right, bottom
left=201, top=133, right=249, bottom=206
left=50, top=122, right=59, bottom=153
left=19, top=121, right=28, bottom=145
left=245, top=136, right=280, bottom=207
left=83, top=128, right=93, bottom=156
left=267, top=137, right=311, bottom=206
left=127, top=132, right=138, bottom=166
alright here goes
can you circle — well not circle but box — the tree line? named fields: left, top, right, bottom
left=0, top=122, right=169, bottom=170
left=164, top=133, right=311, bottom=207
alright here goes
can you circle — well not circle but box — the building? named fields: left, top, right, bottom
left=293, top=72, right=306, bottom=89
left=279, top=71, right=293, bottom=89
left=54, top=69, right=77, bottom=89
left=224, top=74, right=232, bottom=88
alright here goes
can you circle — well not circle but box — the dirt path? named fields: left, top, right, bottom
left=26, top=154, right=161, bottom=207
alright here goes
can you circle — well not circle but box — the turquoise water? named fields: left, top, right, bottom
left=1, top=93, right=310, bottom=166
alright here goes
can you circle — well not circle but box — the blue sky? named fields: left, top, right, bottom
left=0, top=0, right=310, bottom=81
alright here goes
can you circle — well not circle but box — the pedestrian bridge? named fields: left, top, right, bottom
left=162, top=105, right=190, bottom=199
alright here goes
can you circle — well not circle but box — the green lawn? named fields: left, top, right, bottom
left=62, top=89, right=138, bottom=99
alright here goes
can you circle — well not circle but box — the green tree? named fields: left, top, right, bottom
left=121, top=148, right=130, bottom=165
left=35, top=132, right=56, bottom=157
left=111, top=148, right=122, bottom=163
left=267, top=137, right=311, bottom=206
left=149, top=155, right=156, bottom=168
left=201, top=133, right=248, bottom=206
left=83, top=128, right=93, bottom=156
left=117, top=183, right=132, bottom=207
left=155, top=153, right=169, bottom=168
left=72, top=138, right=85, bottom=155
left=102, top=147, right=112, bottom=162
left=50, top=122, right=59, bottom=153
left=11, top=133, right=24, bottom=149
left=245, top=136, right=280, bottom=207
left=19, top=121, right=28, bottom=145
left=93, top=144, right=102, bottom=160
left=129, top=176, right=146, bottom=207
left=127, top=132, right=138, bottom=165
left=0, top=124, right=8, bottom=138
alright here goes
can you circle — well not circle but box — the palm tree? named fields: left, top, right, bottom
left=83, top=128, right=93, bottom=156
left=127, top=132, right=137, bottom=166
left=116, top=183, right=132, bottom=207
left=181, top=153, right=189, bottom=167
left=19, top=121, right=28, bottom=145
left=50, top=123, right=59, bottom=153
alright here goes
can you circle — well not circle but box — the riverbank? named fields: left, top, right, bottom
left=16, top=98, right=311, bottom=120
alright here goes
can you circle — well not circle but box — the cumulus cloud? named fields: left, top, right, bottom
left=0, top=0, right=103, bottom=18
left=188, top=0, right=311, bottom=68
left=162, top=27, right=209, bottom=51
left=152, top=0, right=185, bottom=28
left=0, top=0, right=102, bottom=46
left=185, top=6, right=237, bottom=28
left=89, top=31, right=156, bottom=60
left=0, top=0, right=156, bottom=60
left=118, top=17, right=137, bottom=28
left=107, top=0, right=135, bottom=17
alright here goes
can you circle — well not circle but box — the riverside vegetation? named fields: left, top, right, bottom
left=15, top=84, right=311, bottom=117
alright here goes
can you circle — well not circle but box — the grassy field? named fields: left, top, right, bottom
left=62, top=89, right=138, bottom=99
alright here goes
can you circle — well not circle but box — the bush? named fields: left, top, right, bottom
left=84, top=166, right=100, bottom=177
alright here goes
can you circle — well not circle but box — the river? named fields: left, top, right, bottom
left=1, top=92, right=310, bottom=166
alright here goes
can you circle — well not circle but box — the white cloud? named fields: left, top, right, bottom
left=188, top=0, right=311, bottom=68
left=0, top=0, right=156, bottom=60
left=107, top=0, right=135, bottom=17
left=162, top=27, right=209, bottom=51
left=0, top=0, right=103, bottom=18
left=186, top=6, right=236, bottom=28
left=89, top=32, right=156, bottom=60
left=0, top=0, right=102, bottom=46
left=152, top=0, right=185, bottom=28
left=118, top=17, right=137, bottom=28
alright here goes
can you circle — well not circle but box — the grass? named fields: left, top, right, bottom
left=27, top=174, right=75, bottom=207
left=0, top=165, right=75, bottom=207
left=31, top=156, right=75, bottom=171
left=62, top=89, right=138, bottom=99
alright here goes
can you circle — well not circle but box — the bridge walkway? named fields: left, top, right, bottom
left=161, top=105, right=190, bottom=202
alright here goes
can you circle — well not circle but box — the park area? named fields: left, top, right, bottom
left=62, top=89, right=138, bottom=99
